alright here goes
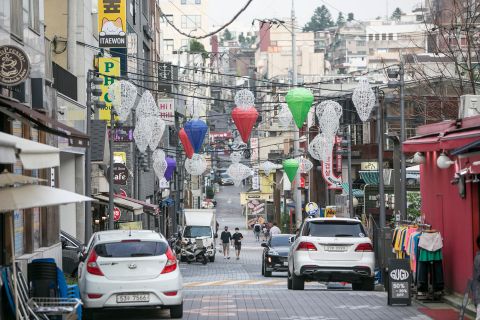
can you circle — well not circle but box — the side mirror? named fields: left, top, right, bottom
left=289, top=236, right=296, bottom=243
left=261, top=242, right=268, bottom=248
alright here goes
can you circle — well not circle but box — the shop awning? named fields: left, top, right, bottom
left=0, top=131, right=60, bottom=169
left=340, top=183, right=364, bottom=198
left=116, top=194, right=159, bottom=215
left=451, top=139, right=480, bottom=156
left=440, top=129, right=480, bottom=150
left=402, top=135, right=440, bottom=153
left=0, top=96, right=89, bottom=147
left=403, top=129, right=480, bottom=153
left=93, top=194, right=143, bottom=215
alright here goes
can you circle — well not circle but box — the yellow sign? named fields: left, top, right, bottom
left=98, top=57, right=120, bottom=121
left=325, top=206, right=337, bottom=218
left=98, top=0, right=127, bottom=48
left=113, top=151, right=126, bottom=164
left=118, top=221, right=143, bottom=230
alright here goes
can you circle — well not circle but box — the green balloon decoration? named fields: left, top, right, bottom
left=285, top=88, right=315, bottom=129
left=283, top=159, right=300, bottom=183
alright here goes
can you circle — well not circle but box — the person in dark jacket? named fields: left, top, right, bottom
left=220, top=226, right=232, bottom=259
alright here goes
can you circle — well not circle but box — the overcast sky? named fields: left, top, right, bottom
left=206, top=0, right=423, bottom=31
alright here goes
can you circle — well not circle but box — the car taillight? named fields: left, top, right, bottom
left=161, top=247, right=177, bottom=274
left=87, top=293, right=103, bottom=299
left=164, top=291, right=177, bottom=296
left=296, top=242, right=317, bottom=251
left=355, top=243, right=374, bottom=252
left=86, top=250, right=104, bottom=276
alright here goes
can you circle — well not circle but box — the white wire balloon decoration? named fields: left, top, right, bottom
left=136, top=90, right=159, bottom=118
left=227, top=163, right=252, bottom=186
left=152, top=149, right=167, bottom=179
left=352, top=77, right=376, bottom=122
left=308, top=133, right=335, bottom=162
left=185, top=153, right=207, bottom=176
left=234, top=89, right=255, bottom=110
left=148, top=117, right=166, bottom=150
left=316, top=100, right=343, bottom=121
left=230, top=151, right=243, bottom=164
left=319, top=103, right=340, bottom=137
left=108, top=80, right=137, bottom=122
left=260, top=161, right=277, bottom=176
left=297, top=156, right=314, bottom=173
left=277, top=104, right=294, bottom=127
left=133, top=117, right=151, bottom=153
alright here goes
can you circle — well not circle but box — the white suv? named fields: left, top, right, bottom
left=288, top=217, right=375, bottom=291
left=78, top=230, right=183, bottom=319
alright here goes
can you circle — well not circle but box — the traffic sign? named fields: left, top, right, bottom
left=113, top=207, right=121, bottom=221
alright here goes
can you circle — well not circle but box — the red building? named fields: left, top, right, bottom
left=404, top=115, right=480, bottom=295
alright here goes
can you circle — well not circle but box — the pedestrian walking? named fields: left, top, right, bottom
left=232, top=227, right=243, bottom=260
left=472, top=235, right=480, bottom=319
left=269, top=222, right=281, bottom=237
left=253, top=221, right=261, bottom=241
left=220, top=226, right=232, bottom=259
left=262, top=224, right=269, bottom=241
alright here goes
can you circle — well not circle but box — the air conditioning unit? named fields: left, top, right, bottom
left=459, top=95, right=480, bottom=119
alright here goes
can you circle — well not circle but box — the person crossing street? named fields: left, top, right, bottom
left=220, top=226, right=232, bottom=259
left=231, top=227, right=244, bottom=260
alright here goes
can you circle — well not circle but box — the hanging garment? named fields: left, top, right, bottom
left=418, top=232, right=443, bottom=252
left=417, top=260, right=444, bottom=292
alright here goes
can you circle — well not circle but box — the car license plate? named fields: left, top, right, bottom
left=116, top=293, right=150, bottom=303
left=283, top=261, right=288, bottom=266
left=324, top=245, right=348, bottom=252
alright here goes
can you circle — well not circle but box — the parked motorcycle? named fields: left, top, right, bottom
left=180, top=237, right=209, bottom=265
left=168, top=232, right=182, bottom=256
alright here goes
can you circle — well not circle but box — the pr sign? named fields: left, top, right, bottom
left=387, top=259, right=412, bottom=306
left=98, top=0, right=127, bottom=48
left=157, top=99, right=175, bottom=125
left=98, top=57, right=120, bottom=121
left=0, top=45, right=30, bottom=86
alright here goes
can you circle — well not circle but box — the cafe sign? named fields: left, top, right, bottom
left=0, top=45, right=30, bottom=86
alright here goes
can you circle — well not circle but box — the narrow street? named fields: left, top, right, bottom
left=94, top=186, right=442, bottom=320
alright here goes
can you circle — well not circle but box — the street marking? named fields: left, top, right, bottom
left=184, top=279, right=286, bottom=287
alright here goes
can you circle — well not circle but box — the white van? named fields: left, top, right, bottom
left=182, top=209, right=217, bottom=262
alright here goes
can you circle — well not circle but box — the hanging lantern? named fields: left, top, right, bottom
left=164, top=157, right=176, bottom=181
left=184, top=119, right=208, bottom=153
left=260, top=161, right=277, bottom=176
left=277, top=104, right=294, bottom=127
left=308, top=133, right=335, bottom=162
left=148, top=117, right=166, bottom=150
left=133, top=117, right=151, bottom=153
left=352, top=77, right=376, bottom=122
left=316, top=100, right=343, bottom=121
left=319, top=103, right=340, bottom=137
left=234, top=89, right=255, bottom=110
left=227, top=162, right=252, bottom=186
left=152, top=149, right=167, bottom=180
left=285, top=88, right=314, bottom=129
left=297, top=156, right=313, bottom=173
left=178, top=128, right=194, bottom=159
left=231, top=106, right=258, bottom=143
left=185, top=153, right=207, bottom=176
left=136, top=90, right=159, bottom=119
left=283, top=159, right=300, bottom=183
left=108, top=80, right=137, bottom=122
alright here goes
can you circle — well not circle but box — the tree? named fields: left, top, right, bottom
left=238, top=32, right=246, bottom=45
left=336, top=12, right=346, bottom=27
left=303, top=5, right=334, bottom=32
left=391, top=7, right=403, bottom=20
left=189, top=39, right=208, bottom=60
left=223, top=28, right=233, bottom=41
left=347, top=12, right=354, bottom=22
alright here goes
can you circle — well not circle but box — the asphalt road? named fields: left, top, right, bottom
left=91, top=185, right=449, bottom=320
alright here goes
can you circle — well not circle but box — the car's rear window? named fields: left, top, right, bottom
left=94, top=241, right=167, bottom=257
left=306, top=221, right=366, bottom=238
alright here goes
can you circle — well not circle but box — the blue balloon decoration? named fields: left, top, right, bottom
left=184, top=119, right=208, bottom=153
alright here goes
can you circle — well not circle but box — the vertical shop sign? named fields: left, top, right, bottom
left=98, top=57, right=120, bottom=121
left=98, top=0, right=127, bottom=48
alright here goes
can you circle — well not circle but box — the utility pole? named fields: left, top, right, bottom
left=347, top=125, right=354, bottom=218
left=399, top=62, right=406, bottom=221
left=291, top=0, right=302, bottom=228
left=108, top=109, right=115, bottom=230
left=377, top=95, right=386, bottom=228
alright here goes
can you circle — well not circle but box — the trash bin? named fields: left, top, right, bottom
left=28, top=260, right=58, bottom=298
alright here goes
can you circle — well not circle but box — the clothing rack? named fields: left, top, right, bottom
left=397, top=220, right=432, bottom=230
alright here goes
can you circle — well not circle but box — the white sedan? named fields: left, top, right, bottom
left=78, top=230, right=183, bottom=319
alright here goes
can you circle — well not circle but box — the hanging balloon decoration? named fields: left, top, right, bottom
left=184, top=119, right=208, bottom=153
left=319, top=103, right=340, bottom=137
left=226, top=151, right=251, bottom=186
left=231, top=106, right=258, bottom=143
left=185, top=154, right=207, bottom=176
left=152, top=149, right=167, bottom=180
left=133, top=117, right=151, bottom=153
left=230, top=151, right=243, bottom=164
left=297, top=156, right=314, bottom=174
left=352, top=77, right=376, bottom=122
left=133, top=90, right=166, bottom=152
left=164, top=157, right=176, bottom=181
left=277, top=104, right=294, bottom=128
left=136, top=90, right=159, bottom=118
left=148, top=117, right=166, bottom=150
left=260, top=161, right=277, bottom=176
left=108, top=80, right=137, bottom=122
left=316, top=100, right=343, bottom=121
left=234, top=89, right=255, bottom=110
left=178, top=128, right=194, bottom=159
left=285, top=88, right=314, bottom=129
left=308, top=133, right=335, bottom=162
left=283, top=159, right=300, bottom=183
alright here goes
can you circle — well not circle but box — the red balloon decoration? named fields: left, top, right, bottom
left=231, top=106, right=258, bottom=143
left=179, top=128, right=194, bottom=159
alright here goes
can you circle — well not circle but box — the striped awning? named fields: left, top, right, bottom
left=341, top=183, right=364, bottom=198
left=360, top=171, right=379, bottom=185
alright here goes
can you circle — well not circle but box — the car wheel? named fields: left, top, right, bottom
left=362, top=277, right=375, bottom=291
left=291, top=271, right=304, bottom=290
left=263, top=261, right=272, bottom=277
left=170, top=303, right=183, bottom=319
left=352, top=282, right=362, bottom=291
left=180, top=256, right=187, bottom=262
left=287, top=271, right=293, bottom=290
left=83, top=308, right=94, bottom=320
left=202, top=255, right=208, bottom=265
left=209, top=255, right=215, bottom=262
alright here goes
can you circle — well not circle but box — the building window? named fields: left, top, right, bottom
left=388, top=33, right=394, bottom=40
left=375, top=34, right=379, bottom=40
left=181, top=39, right=189, bottom=48
left=11, top=0, right=23, bottom=40
left=181, top=15, right=201, bottom=29
left=382, top=33, right=387, bottom=40
left=164, top=39, right=174, bottom=53
left=368, top=34, right=373, bottom=41
left=28, top=0, right=40, bottom=33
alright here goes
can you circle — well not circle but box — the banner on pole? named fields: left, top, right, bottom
left=98, top=0, right=127, bottom=48
left=98, top=57, right=120, bottom=121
